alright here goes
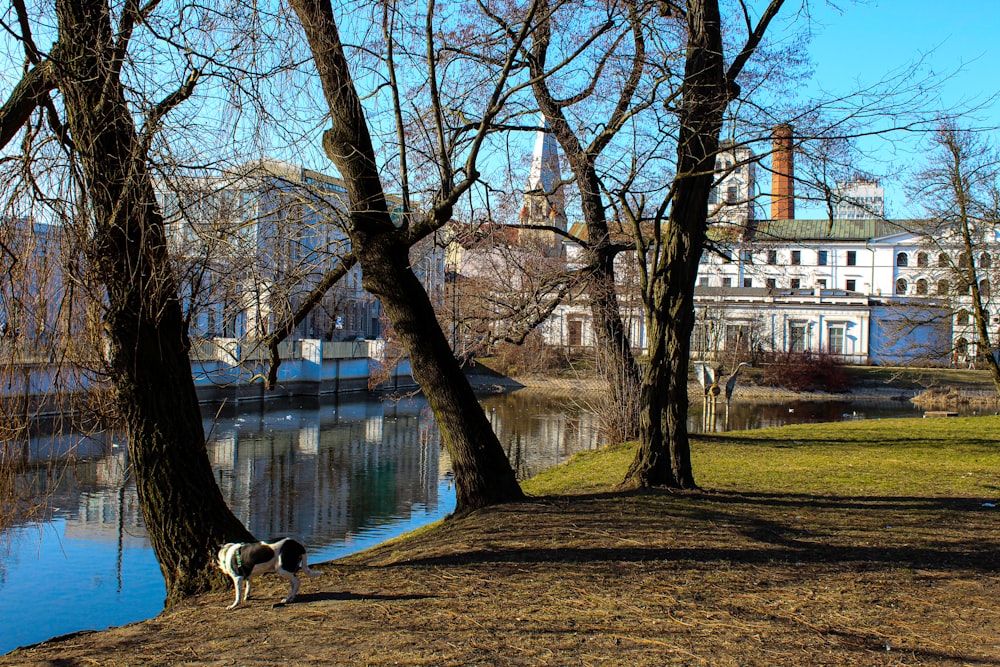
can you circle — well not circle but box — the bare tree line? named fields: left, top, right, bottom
left=0, top=0, right=980, bottom=604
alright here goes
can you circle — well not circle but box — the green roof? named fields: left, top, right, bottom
left=752, top=219, right=909, bottom=242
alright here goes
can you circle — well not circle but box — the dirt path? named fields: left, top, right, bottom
left=6, top=489, right=997, bottom=666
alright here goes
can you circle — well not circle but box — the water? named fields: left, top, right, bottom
left=688, top=398, right=924, bottom=433
left=0, top=390, right=603, bottom=654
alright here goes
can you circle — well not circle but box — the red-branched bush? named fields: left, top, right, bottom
left=762, top=352, right=853, bottom=393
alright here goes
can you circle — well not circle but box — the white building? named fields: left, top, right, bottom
left=834, top=178, right=885, bottom=220
left=159, top=160, right=442, bottom=345
left=708, top=140, right=756, bottom=226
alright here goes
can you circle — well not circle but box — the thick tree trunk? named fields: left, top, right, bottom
left=53, top=0, right=252, bottom=606
left=623, top=0, right=727, bottom=489
left=292, top=0, right=524, bottom=512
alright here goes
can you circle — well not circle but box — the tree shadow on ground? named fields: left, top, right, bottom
left=373, top=489, right=999, bottom=573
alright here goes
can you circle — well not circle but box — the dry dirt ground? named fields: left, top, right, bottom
left=4, top=489, right=998, bottom=666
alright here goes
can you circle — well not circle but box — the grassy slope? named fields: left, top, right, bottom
left=524, top=416, right=1000, bottom=498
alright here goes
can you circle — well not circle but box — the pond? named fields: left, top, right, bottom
left=0, top=390, right=603, bottom=654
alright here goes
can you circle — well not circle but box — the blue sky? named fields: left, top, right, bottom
left=795, top=0, right=999, bottom=216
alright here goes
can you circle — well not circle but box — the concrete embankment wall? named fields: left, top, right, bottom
left=0, top=338, right=416, bottom=407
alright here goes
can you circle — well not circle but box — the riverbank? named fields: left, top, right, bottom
left=6, top=416, right=998, bottom=666
left=467, top=362, right=1000, bottom=408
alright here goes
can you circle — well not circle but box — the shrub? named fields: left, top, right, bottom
left=762, top=351, right=853, bottom=393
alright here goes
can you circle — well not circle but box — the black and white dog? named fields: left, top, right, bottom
left=216, top=538, right=320, bottom=609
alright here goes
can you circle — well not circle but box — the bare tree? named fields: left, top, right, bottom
left=520, top=0, right=648, bottom=439
left=907, top=123, right=1000, bottom=393
left=620, top=0, right=785, bottom=488
left=0, top=0, right=279, bottom=604
left=288, top=0, right=539, bottom=512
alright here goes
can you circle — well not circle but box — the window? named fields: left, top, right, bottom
left=766, top=278, right=776, bottom=289
left=896, top=252, right=909, bottom=267
left=725, top=185, right=739, bottom=204
left=791, top=250, right=801, bottom=265
left=917, top=252, right=928, bottom=267
left=980, top=279, right=991, bottom=298
left=767, top=249, right=777, bottom=265
left=708, top=188, right=718, bottom=205
left=846, top=250, right=857, bottom=266
left=982, top=253, right=993, bottom=269
left=722, top=277, right=732, bottom=287
left=816, top=279, right=827, bottom=289
left=916, top=279, right=928, bottom=295
left=739, top=248, right=753, bottom=264
left=828, top=326, right=845, bottom=355
left=938, top=253, right=949, bottom=268
left=896, top=278, right=908, bottom=294
left=959, top=252, right=971, bottom=269
left=743, top=278, right=753, bottom=288
left=845, top=279, right=856, bottom=291
left=937, top=279, right=950, bottom=295
left=817, top=250, right=828, bottom=266
left=698, top=277, right=709, bottom=287
left=790, top=278, right=801, bottom=289
left=789, top=322, right=808, bottom=353
left=957, top=310, right=970, bottom=326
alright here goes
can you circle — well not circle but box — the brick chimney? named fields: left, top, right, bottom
left=771, top=124, right=794, bottom=220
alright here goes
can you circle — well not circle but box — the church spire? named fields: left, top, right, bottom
left=519, top=114, right=567, bottom=229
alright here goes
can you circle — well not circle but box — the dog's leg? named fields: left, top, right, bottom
left=243, top=577, right=252, bottom=602
left=278, top=571, right=300, bottom=603
left=227, top=576, right=245, bottom=610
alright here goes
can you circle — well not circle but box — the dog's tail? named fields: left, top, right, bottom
left=300, top=553, right=321, bottom=577
left=301, top=552, right=323, bottom=577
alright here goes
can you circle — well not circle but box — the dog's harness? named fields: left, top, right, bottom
left=229, top=542, right=275, bottom=577
left=229, top=545, right=249, bottom=577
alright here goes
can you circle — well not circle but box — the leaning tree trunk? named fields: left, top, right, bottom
left=355, top=233, right=524, bottom=509
left=292, top=0, right=524, bottom=512
left=622, top=0, right=729, bottom=490
left=53, top=0, right=252, bottom=606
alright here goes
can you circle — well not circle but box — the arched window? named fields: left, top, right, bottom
left=938, top=253, right=949, bottom=267
left=981, top=253, right=992, bottom=269
left=896, top=252, right=909, bottom=267
left=980, top=279, right=991, bottom=298
left=936, top=279, right=950, bottom=296
left=916, top=278, right=928, bottom=295
left=957, top=309, right=970, bottom=326
left=959, top=252, right=971, bottom=269
left=917, top=252, right=928, bottom=267
left=896, top=278, right=908, bottom=295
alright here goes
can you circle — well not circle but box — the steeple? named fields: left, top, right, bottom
left=519, top=114, right=567, bottom=229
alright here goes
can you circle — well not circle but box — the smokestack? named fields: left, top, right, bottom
left=771, top=124, right=794, bottom=220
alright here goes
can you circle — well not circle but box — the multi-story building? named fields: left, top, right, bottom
left=158, top=160, right=427, bottom=344
left=538, top=123, right=990, bottom=366
left=708, top=139, right=757, bottom=226
left=835, top=177, right=885, bottom=220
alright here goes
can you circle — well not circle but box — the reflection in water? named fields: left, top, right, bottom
left=689, top=398, right=923, bottom=433
left=0, top=391, right=601, bottom=654
left=480, top=390, right=604, bottom=480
